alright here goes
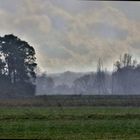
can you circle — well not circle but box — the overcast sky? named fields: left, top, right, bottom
left=0, top=0, right=140, bottom=73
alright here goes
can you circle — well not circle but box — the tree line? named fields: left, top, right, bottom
left=0, top=33, right=140, bottom=97
left=74, top=53, right=140, bottom=95
left=37, top=53, right=140, bottom=95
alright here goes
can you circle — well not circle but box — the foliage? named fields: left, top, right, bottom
left=0, top=34, right=37, bottom=97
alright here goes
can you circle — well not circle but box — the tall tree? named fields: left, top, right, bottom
left=95, top=58, right=107, bottom=94
left=0, top=34, right=37, bottom=83
left=0, top=34, right=37, bottom=97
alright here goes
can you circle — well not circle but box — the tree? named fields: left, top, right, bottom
left=0, top=34, right=37, bottom=83
left=73, top=73, right=95, bottom=95
left=95, top=58, right=107, bottom=94
left=0, top=34, right=37, bottom=97
left=112, top=53, right=139, bottom=94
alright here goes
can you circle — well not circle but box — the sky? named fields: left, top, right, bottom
left=0, top=0, right=140, bottom=73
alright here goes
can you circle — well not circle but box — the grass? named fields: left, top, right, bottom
left=0, top=107, right=140, bottom=139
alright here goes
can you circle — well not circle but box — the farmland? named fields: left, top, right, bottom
left=1, top=95, right=140, bottom=107
left=0, top=95, right=140, bottom=139
left=0, top=106, right=140, bottom=139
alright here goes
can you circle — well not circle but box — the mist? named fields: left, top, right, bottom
left=36, top=54, right=140, bottom=95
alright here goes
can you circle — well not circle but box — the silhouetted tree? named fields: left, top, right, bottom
left=112, top=53, right=140, bottom=94
left=0, top=34, right=37, bottom=97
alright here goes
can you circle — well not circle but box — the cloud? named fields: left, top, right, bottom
left=0, top=0, right=139, bottom=73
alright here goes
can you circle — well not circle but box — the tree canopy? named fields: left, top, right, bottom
left=0, top=34, right=37, bottom=97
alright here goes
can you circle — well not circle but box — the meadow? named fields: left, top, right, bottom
left=0, top=106, right=140, bottom=139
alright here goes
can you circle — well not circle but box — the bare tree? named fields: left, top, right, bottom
left=95, top=58, right=107, bottom=94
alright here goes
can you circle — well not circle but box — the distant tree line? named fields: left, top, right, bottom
left=37, top=53, right=140, bottom=95
left=2, top=34, right=139, bottom=96
left=74, top=53, right=140, bottom=95
left=0, top=34, right=37, bottom=98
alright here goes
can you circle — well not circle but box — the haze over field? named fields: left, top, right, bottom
left=0, top=2, right=140, bottom=140
left=0, top=0, right=140, bottom=73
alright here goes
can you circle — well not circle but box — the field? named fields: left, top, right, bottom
left=1, top=95, right=140, bottom=107
left=0, top=106, right=140, bottom=139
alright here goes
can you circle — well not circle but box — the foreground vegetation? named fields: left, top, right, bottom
left=0, top=107, right=140, bottom=139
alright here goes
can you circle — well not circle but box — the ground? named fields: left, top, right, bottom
left=0, top=107, right=140, bottom=139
